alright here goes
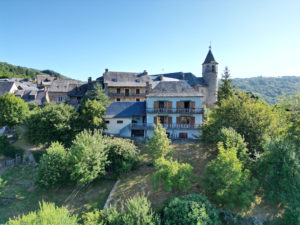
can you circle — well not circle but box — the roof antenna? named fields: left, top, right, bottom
left=209, top=41, right=212, bottom=50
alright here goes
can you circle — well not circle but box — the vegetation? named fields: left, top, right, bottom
left=161, top=194, right=220, bottom=225
left=146, top=123, right=173, bottom=163
left=24, top=103, right=79, bottom=146
left=257, top=138, right=300, bottom=207
left=217, top=67, right=234, bottom=104
left=36, top=142, right=71, bottom=189
left=0, top=93, right=29, bottom=127
left=202, top=91, right=283, bottom=154
left=0, top=135, right=24, bottom=158
left=0, top=178, right=7, bottom=198
left=202, top=143, right=257, bottom=211
left=232, top=76, right=300, bottom=105
left=82, top=195, right=155, bottom=225
left=8, top=201, right=78, bottom=225
left=0, top=62, right=66, bottom=80
left=80, top=83, right=109, bottom=108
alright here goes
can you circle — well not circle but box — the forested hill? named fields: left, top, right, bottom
left=0, top=62, right=67, bottom=80
left=232, top=76, right=300, bottom=105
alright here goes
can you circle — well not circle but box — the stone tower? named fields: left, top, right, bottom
left=202, top=46, right=218, bottom=108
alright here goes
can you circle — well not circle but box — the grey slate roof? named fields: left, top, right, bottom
left=0, top=82, right=15, bottom=96
left=147, top=81, right=203, bottom=97
left=105, top=102, right=146, bottom=118
left=103, top=71, right=157, bottom=87
left=203, top=49, right=217, bottom=64
left=48, top=79, right=84, bottom=92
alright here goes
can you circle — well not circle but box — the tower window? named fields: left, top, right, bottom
left=206, top=65, right=210, bottom=72
left=212, top=65, right=215, bottom=72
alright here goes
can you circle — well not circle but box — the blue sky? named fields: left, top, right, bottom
left=1, top=0, right=300, bottom=81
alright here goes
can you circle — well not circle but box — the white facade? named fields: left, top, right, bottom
left=104, top=118, right=131, bottom=138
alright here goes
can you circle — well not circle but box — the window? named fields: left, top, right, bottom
left=159, top=101, right=165, bottom=109
left=58, top=97, right=63, bottom=102
left=136, top=98, right=140, bottom=102
left=117, top=88, right=121, bottom=94
left=179, top=132, right=188, bottom=139
left=117, top=120, right=123, bottom=124
left=106, top=121, right=110, bottom=124
left=212, top=65, right=215, bottom=72
left=136, top=89, right=140, bottom=94
left=125, top=89, right=129, bottom=96
left=117, top=98, right=120, bottom=101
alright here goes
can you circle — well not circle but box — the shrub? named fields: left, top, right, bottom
left=202, top=143, right=258, bottom=211
left=152, top=157, right=193, bottom=191
left=82, top=195, right=155, bottom=225
left=257, top=138, right=300, bottom=206
left=147, top=123, right=172, bottom=163
left=31, top=150, right=46, bottom=163
left=104, top=136, right=139, bottom=176
left=161, top=194, right=220, bottom=225
left=283, top=207, right=300, bottom=225
left=70, top=130, right=108, bottom=186
left=0, top=135, right=24, bottom=158
left=36, top=142, right=71, bottom=188
left=8, top=201, right=78, bottom=225
left=0, top=178, right=7, bottom=198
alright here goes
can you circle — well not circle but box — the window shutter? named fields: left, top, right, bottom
left=176, top=116, right=180, bottom=124
left=154, top=101, right=159, bottom=109
left=168, top=101, right=172, bottom=111
left=176, top=101, right=181, bottom=110
left=154, top=116, right=157, bottom=124
left=168, top=116, right=172, bottom=124
left=191, top=117, right=195, bottom=125
left=190, top=101, right=195, bottom=109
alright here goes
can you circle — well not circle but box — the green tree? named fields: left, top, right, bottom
left=80, top=83, right=109, bottom=108
left=161, top=194, right=220, bottom=225
left=0, top=93, right=29, bottom=127
left=70, top=130, right=108, bottom=186
left=8, top=201, right=78, bottom=225
left=78, top=99, right=106, bottom=131
left=152, top=157, right=193, bottom=191
left=36, top=142, right=71, bottom=189
left=283, top=207, right=300, bottom=225
left=202, top=143, right=257, bottom=211
left=257, top=138, right=300, bottom=207
left=203, top=91, right=283, bottom=154
left=217, top=66, right=234, bottom=104
left=104, top=136, right=139, bottom=176
left=147, top=123, right=172, bottom=163
left=0, top=177, right=7, bottom=198
left=24, top=103, right=78, bottom=146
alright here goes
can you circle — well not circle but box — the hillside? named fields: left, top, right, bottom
left=0, top=62, right=67, bottom=80
left=232, top=76, right=300, bottom=105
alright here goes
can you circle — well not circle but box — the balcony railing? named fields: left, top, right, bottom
left=147, top=108, right=204, bottom=114
left=108, top=93, right=146, bottom=97
left=131, top=123, right=199, bottom=130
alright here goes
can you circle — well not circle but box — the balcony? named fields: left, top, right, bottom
left=147, top=108, right=204, bottom=114
left=108, top=93, right=146, bottom=97
left=131, top=123, right=199, bottom=130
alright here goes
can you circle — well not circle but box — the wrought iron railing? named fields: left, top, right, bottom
left=147, top=108, right=204, bottom=114
left=131, top=123, right=199, bottom=130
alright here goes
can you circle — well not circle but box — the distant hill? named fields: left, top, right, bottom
left=232, top=76, right=300, bottom=105
left=0, top=62, right=68, bottom=80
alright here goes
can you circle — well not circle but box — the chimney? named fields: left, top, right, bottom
left=159, top=74, right=164, bottom=81
left=180, top=72, right=185, bottom=80
left=146, top=81, right=152, bottom=94
left=105, top=68, right=109, bottom=73
left=144, top=70, right=148, bottom=75
left=88, top=77, right=92, bottom=84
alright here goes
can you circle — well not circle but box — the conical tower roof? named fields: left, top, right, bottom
left=203, top=47, right=218, bottom=64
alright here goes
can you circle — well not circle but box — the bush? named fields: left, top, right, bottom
left=161, top=194, right=220, bottom=225
left=104, top=136, right=139, bottom=176
left=0, top=135, right=24, bottom=158
left=82, top=195, right=155, bottom=225
left=70, top=130, right=108, bottom=186
left=8, top=201, right=78, bottom=225
left=36, top=142, right=71, bottom=189
left=283, top=207, right=300, bottom=225
left=31, top=150, right=46, bottom=163
left=0, top=178, right=7, bottom=198
left=152, top=157, right=193, bottom=191
left=202, top=143, right=257, bottom=211
left=257, top=138, right=300, bottom=206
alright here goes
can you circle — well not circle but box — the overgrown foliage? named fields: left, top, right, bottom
left=202, top=143, right=257, bottom=211
left=0, top=178, right=7, bottom=198
left=8, top=201, right=78, bottom=225
left=282, top=207, right=300, bottom=225
left=0, top=93, right=29, bottom=127
left=147, top=123, right=172, bottom=163
left=203, top=91, right=283, bottom=154
left=24, top=103, right=78, bottom=146
left=161, top=194, right=220, bottom=225
left=152, top=157, right=193, bottom=191
left=257, top=138, right=300, bottom=207
left=104, top=136, right=139, bottom=177
left=0, top=135, right=24, bottom=158
left=70, top=130, right=108, bottom=187
left=80, top=83, right=109, bottom=108
left=36, top=142, right=71, bottom=189
left=217, top=67, right=234, bottom=104
left=82, top=195, right=155, bottom=225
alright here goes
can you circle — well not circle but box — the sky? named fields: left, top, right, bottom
left=1, top=0, right=300, bottom=81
